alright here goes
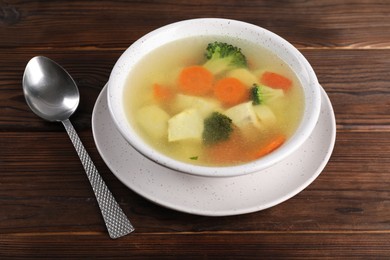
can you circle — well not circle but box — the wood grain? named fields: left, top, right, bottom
left=1, top=132, right=389, bottom=234
left=1, top=0, right=389, bottom=258
left=1, top=233, right=389, bottom=259
left=1, top=49, right=390, bottom=131
left=1, top=1, right=390, bottom=49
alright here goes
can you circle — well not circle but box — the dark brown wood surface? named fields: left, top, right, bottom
left=1, top=0, right=389, bottom=258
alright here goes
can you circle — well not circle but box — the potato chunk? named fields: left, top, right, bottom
left=172, top=94, right=222, bottom=116
left=253, top=104, right=277, bottom=127
left=224, top=101, right=262, bottom=130
left=168, top=109, right=204, bottom=142
left=226, top=68, right=259, bottom=87
left=136, top=104, right=169, bottom=139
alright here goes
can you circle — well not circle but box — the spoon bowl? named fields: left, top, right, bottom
left=22, top=56, right=134, bottom=238
left=23, top=56, right=79, bottom=122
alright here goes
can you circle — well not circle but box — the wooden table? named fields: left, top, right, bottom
left=1, top=1, right=389, bottom=258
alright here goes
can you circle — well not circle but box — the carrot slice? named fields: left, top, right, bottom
left=206, top=132, right=286, bottom=164
left=260, top=71, right=292, bottom=90
left=153, top=83, right=175, bottom=102
left=178, top=66, right=214, bottom=96
left=213, top=77, right=249, bottom=106
left=250, top=135, right=286, bottom=159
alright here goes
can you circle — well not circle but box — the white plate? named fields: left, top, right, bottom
left=92, top=84, right=336, bottom=216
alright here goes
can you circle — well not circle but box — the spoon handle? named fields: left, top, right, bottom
left=62, top=119, right=134, bottom=239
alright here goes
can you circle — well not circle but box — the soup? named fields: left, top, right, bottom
left=124, top=36, right=304, bottom=166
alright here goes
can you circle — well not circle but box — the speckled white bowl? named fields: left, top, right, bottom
left=107, top=18, right=321, bottom=178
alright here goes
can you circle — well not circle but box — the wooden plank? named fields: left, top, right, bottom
left=1, top=49, right=389, bottom=131
left=0, top=233, right=389, bottom=258
left=0, top=187, right=388, bottom=233
left=1, top=131, right=389, bottom=233
left=0, top=49, right=119, bottom=131
left=302, top=49, right=390, bottom=130
left=0, top=1, right=389, bottom=48
left=1, top=1, right=389, bottom=258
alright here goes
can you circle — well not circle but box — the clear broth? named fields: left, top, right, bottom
left=124, top=36, right=304, bottom=166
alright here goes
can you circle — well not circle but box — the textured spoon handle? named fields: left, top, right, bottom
left=62, top=119, right=134, bottom=238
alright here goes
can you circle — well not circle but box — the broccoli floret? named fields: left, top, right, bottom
left=250, top=83, right=285, bottom=105
left=203, top=42, right=247, bottom=75
left=202, top=112, right=233, bottom=145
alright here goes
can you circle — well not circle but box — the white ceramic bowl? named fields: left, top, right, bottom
left=107, top=18, right=321, bottom=178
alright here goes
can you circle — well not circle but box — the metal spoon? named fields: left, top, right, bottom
left=22, top=56, right=134, bottom=238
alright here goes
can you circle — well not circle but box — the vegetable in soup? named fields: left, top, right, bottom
left=124, top=37, right=304, bottom=166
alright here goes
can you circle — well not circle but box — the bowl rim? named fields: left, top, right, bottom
left=107, top=18, right=321, bottom=177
